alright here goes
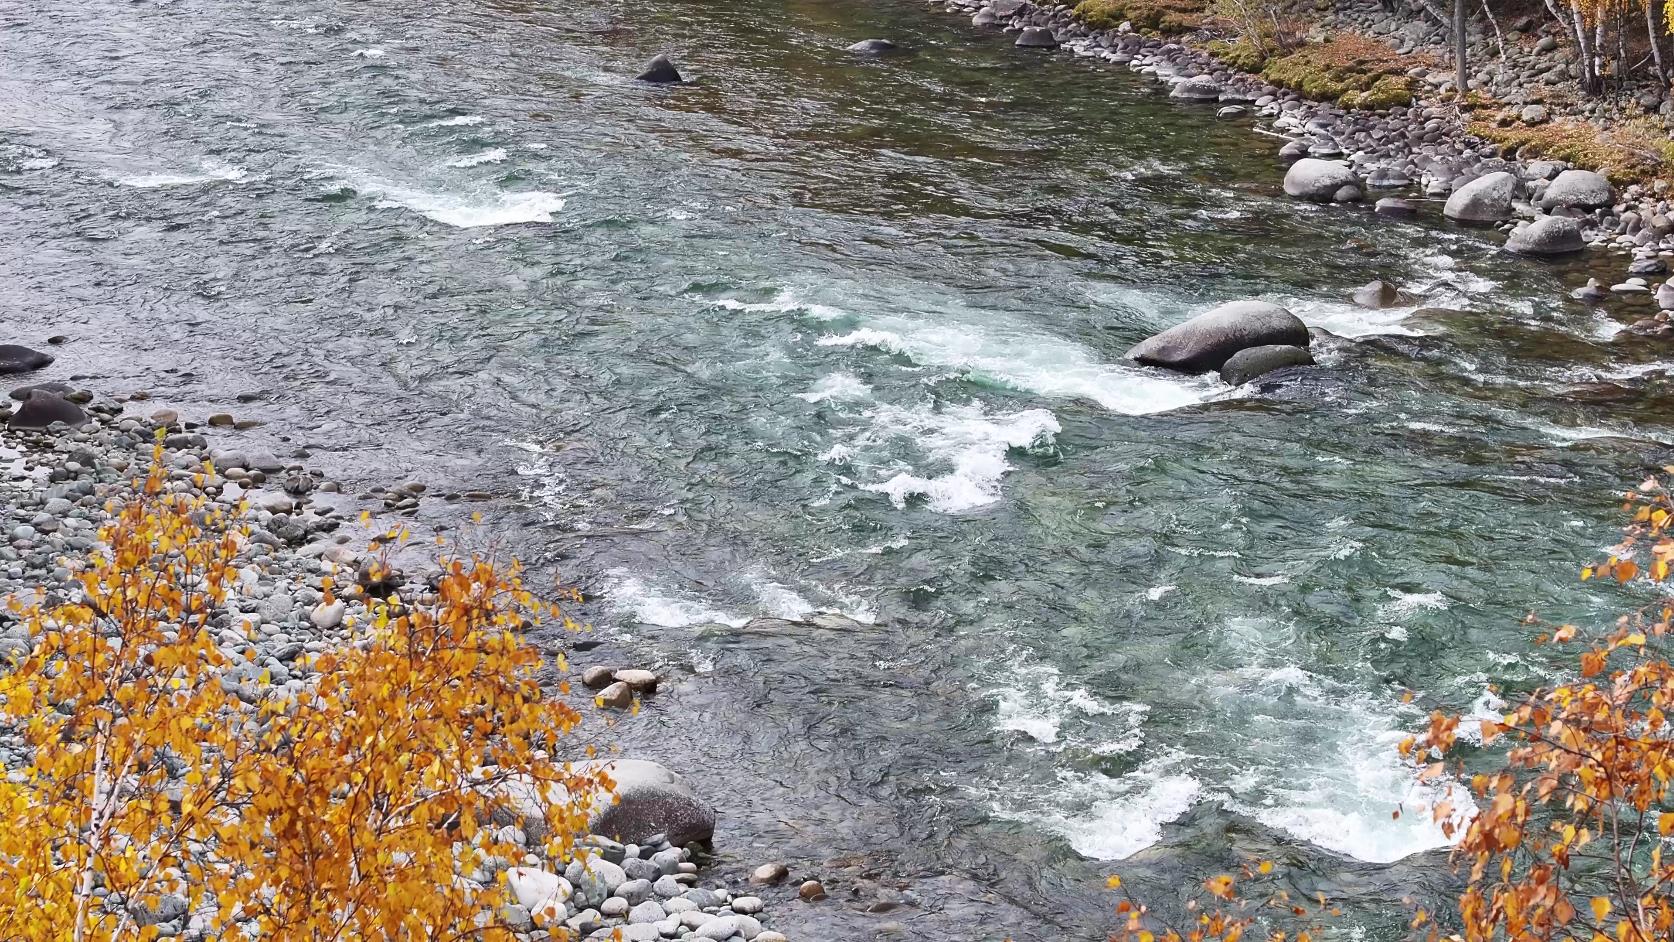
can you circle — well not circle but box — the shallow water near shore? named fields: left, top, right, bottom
left=3, top=0, right=1671, bottom=936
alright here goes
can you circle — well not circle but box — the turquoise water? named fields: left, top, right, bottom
left=1, top=0, right=1666, bottom=936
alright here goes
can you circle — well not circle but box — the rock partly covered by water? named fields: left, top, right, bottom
left=1128, top=300, right=1311, bottom=373
left=846, top=39, right=898, bottom=54
left=8, top=390, right=86, bottom=430
left=1443, top=171, right=1518, bottom=221
left=1505, top=216, right=1586, bottom=256
left=0, top=345, right=53, bottom=375
left=1282, top=159, right=1361, bottom=203
left=637, top=54, right=684, bottom=84
left=1218, top=344, right=1315, bottom=386
left=1014, top=27, right=1058, bottom=48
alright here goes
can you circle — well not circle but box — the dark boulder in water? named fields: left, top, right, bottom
left=1219, top=344, right=1315, bottom=386
left=8, top=390, right=85, bottom=429
left=1014, top=27, right=1058, bottom=48
left=846, top=39, right=898, bottom=54
left=1128, top=300, right=1311, bottom=373
left=1351, top=280, right=1405, bottom=309
left=636, top=54, right=683, bottom=84
left=0, top=345, right=53, bottom=375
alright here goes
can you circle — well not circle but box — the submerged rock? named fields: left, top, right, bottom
left=1570, top=278, right=1608, bottom=303
left=8, top=390, right=85, bottom=429
left=846, top=39, right=898, bottom=54
left=1218, top=345, right=1315, bottom=386
left=1374, top=196, right=1415, bottom=217
left=1014, top=27, right=1058, bottom=48
left=1282, top=158, right=1361, bottom=203
left=0, top=345, right=53, bottom=375
left=1170, top=77, right=1221, bottom=101
left=1505, top=216, right=1585, bottom=256
left=1538, top=169, right=1613, bottom=211
left=1127, top=300, right=1310, bottom=373
left=1351, top=280, right=1403, bottom=309
left=582, top=759, right=716, bottom=848
left=636, top=54, right=683, bottom=84
left=1443, top=171, right=1517, bottom=222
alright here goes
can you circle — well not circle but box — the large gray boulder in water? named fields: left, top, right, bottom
left=0, top=345, right=53, bottom=375
left=1282, top=159, right=1361, bottom=203
left=8, top=390, right=85, bottom=429
left=636, top=54, right=684, bottom=84
left=1443, top=171, right=1518, bottom=221
left=582, top=759, right=716, bottom=848
left=1537, top=169, right=1613, bottom=211
left=1504, top=215, right=1586, bottom=256
left=1128, top=300, right=1310, bottom=373
left=1015, top=27, right=1058, bottom=48
left=1219, top=344, right=1315, bottom=386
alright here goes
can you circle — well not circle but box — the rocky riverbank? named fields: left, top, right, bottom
left=926, top=0, right=1674, bottom=334
left=0, top=351, right=807, bottom=942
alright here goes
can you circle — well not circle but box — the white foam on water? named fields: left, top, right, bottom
left=445, top=148, right=508, bottom=168
left=1597, top=360, right=1674, bottom=380
left=707, top=289, right=847, bottom=321
left=1282, top=296, right=1423, bottom=338
left=986, top=653, right=1131, bottom=746
left=352, top=48, right=386, bottom=58
left=795, top=372, right=872, bottom=404
left=1381, top=588, right=1449, bottom=615
left=743, top=576, right=816, bottom=621
left=989, top=757, right=1202, bottom=860
left=850, top=403, right=1060, bottom=514
left=1235, top=574, right=1290, bottom=587
left=1415, top=252, right=1499, bottom=295
left=112, top=157, right=249, bottom=188
left=1144, top=584, right=1178, bottom=601
left=334, top=170, right=567, bottom=227
left=427, top=115, right=485, bottom=127
left=606, top=572, right=749, bottom=629
left=817, top=321, right=1220, bottom=416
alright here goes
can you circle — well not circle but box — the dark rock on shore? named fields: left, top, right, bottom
left=8, top=390, right=85, bottom=429
left=1443, top=171, right=1517, bottom=222
left=1219, top=344, right=1315, bottom=386
left=1505, top=216, right=1585, bottom=256
left=1015, top=27, right=1058, bottom=48
left=636, top=55, right=683, bottom=84
left=0, top=345, right=53, bottom=375
left=846, top=39, right=898, bottom=54
left=582, top=759, right=716, bottom=848
left=1283, top=159, right=1361, bottom=203
left=1128, top=300, right=1310, bottom=372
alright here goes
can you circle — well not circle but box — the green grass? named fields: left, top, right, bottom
left=1260, top=34, right=1419, bottom=109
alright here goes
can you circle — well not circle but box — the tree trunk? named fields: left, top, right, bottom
left=1454, top=0, right=1469, bottom=96
left=1646, top=0, right=1667, bottom=83
left=1571, top=4, right=1599, bottom=94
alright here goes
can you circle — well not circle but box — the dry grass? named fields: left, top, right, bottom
left=1073, top=0, right=1207, bottom=34
left=1260, top=34, right=1427, bottom=109
left=1472, top=117, right=1674, bottom=183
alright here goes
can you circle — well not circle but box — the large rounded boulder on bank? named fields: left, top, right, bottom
left=8, top=390, right=85, bottom=429
left=1283, top=159, right=1361, bottom=203
left=1127, top=300, right=1310, bottom=373
left=583, top=759, right=716, bottom=848
left=1015, top=27, right=1058, bottom=48
left=1219, top=345, right=1315, bottom=386
left=1505, top=215, right=1586, bottom=256
left=1538, top=169, right=1613, bottom=211
left=1443, top=171, right=1518, bottom=222
left=0, top=345, right=53, bottom=375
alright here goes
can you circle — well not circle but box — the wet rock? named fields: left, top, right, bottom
left=595, top=681, right=633, bottom=709
left=1504, top=216, right=1585, bottom=256
left=750, top=863, right=789, bottom=885
left=581, top=758, right=716, bottom=847
left=1127, top=300, right=1310, bottom=373
left=636, top=54, right=683, bottom=84
left=1015, top=27, right=1058, bottom=48
left=0, top=345, right=52, bottom=375
left=1659, top=282, right=1674, bottom=310
left=1278, top=140, right=1309, bottom=162
left=1538, top=169, right=1613, bottom=211
left=8, top=391, right=85, bottom=429
left=1218, top=345, right=1315, bottom=386
left=972, top=8, right=998, bottom=25
left=1170, top=77, right=1221, bottom=101
left=1630, top=257, right=1668, bottom=276
left=1374, top=196, right=1416, bottom=217
left=1365, top=166, right=1412, bottom=189
left=1351, top=280, right=1403, bottom=309
left=798, top=880, right=828, bottom=901
left=615, top=668, right=660, bottom=693
left=846, top=39, right=897, bottom=54
left=9, top=381, right=73, bottom=401
left=1216, top=105, right=1246, bottom=119
left=1571, top=278, right=1608, bottom=303
left=581, top=665, right=618, bottom=689
left=1443, top=170, right=1518, bottom=222
left=1332, top=184, right=1363, bottom=203
left=1282, top=158, right=1361, bottom=202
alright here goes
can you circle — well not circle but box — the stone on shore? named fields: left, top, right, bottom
left=1538, top=169, right=1613, bottom=211
left=582, top=759, right=717, bottom=848
left=1127, top=300, right=1310, bottom=373
left=846, top=39, right=897, bottom=54
left=1282, top=158, right=1361, bottom=203
left=972, top=8, right=998, bottom=25
left=564, top=856, right=628, bottom=910
left=636, top=54, right=683, bottom=84
left=1218, top=345, right=1315, bottom=386
left=1443, top=171, right=1518, bottom=222
left=0, top=345, right=53, bottom=375
left=506, top=867, right=573, bottom=920
left=1169, top=77, right=1220, bottom=101
left=1505, top=216, right=1585, bottom=256
left=1014, top=27, right=1058, bottom=48
left=8, top=391, right=86, bottom=430
left=750, top=863, right=789, bottom=885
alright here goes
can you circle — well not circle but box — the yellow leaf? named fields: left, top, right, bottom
left=1591, top=896, right=1611, bottom=922
left=1660, top=812, right=1674, bottom=836
left=1258, top=860, right=1273, bottom=875
left=1106, top=875, right=1122, bottom=888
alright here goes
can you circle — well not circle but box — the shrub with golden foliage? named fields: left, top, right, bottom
left=1471, top=116, right=1674, bottom=184
left=0, top=447, right=605, bottom=941
left=1104, top=863, right=1337, bottom=942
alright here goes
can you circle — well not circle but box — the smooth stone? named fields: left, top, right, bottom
left=693, top=915, right=762, bottom=940
left=9, top=381, right=72, bottom=401
left=1278, top=140, right=1309, bottom=162
left=580, top=759, right=717, bottom=847
left=1218, top=345, right=1316, bottom=386
left=636, top=54, right=683, bottom=84
left=972, top=8, right=998, bottom=25
left=1127, top=300, right=1310, bottom=373
left=1444, top=171, right=1518, bottom=221
left=1351, top=280, right=1403, bottom=309
left=1659, top=282, right=1674, bottom=309
left=1630, top=257, right=1668, bottom=275
left=616, top=878, right=654, bottom=906
left=1571, top=278, right=1608, bottom=302
left=1215, top=105, right=1246, bottom=118
left=599, top=898, right=629, bottom=918
left=505, top=868, right=573, bottom=920
left=564, top=856, right=627, bottom=910
left=1505, top=216, right=1586, bottom=256
left=581, top=665, right=618, bottom=689
left=798, top=880, right=828, bottom=901
left=627, top=900, right=666, bottom=924
left=1374, top=196, right=1416, bottom=217
left=8, top=391, right=85, bottom=430
left=1520, top=103, right=1550, bottom=124
left=846, top=39, right=898, bottom=54
left=614, top=668, right=659, bottom=693
left=622, top=857, right=661, bottom=882
left=1014, top=26, right=1057, bottom=48
left=1538, top=169, right=1613, bottom=211
left=1332, top=184, right=1363, bottom=203
left=730, top=896, right=764, bottom=915
left=750, top=863, right=789, bottom=885
left=595, top=681, right=633, bottom=709
left=309, top=600, right=346, bottom=630
left=652, top=875, right=685, bottom=899
left=0, top=345, right=53, bottom=375
left=1170, top=77, right=1221, bottom=101
left=1282, top=158, right=1361, bottom=202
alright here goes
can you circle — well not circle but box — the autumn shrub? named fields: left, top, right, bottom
left=1073, top=0, right=1207, bottom=34
left=0, top=446, right=605, bottom=941
left=1471, top=117, right=1674, bottom=184
left=1261, top=34, right=1419, bottom=109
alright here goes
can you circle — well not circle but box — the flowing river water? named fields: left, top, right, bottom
left=4, top=0, right=1672, bottom=937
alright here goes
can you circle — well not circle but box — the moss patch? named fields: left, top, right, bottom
left=1207, top=39, right=1270, bottom=72
left=1261, top=34, right=1419, bottom=109
left=1472, top=118, right=1674, bottom=184
left=1073, top=0, right=1206, bottom=34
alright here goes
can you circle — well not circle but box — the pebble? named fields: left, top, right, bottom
left=797, top=880, right=827, bottom=902
left=750, top=863, right=788, bottom=885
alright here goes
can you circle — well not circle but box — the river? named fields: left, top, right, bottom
left=1, top=0, right=1666, bottom=937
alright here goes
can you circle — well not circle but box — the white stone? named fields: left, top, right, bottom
left=505, top=867, right=572, bottom=922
